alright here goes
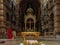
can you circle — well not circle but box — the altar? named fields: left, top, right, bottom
left=21, top=32, right=40, bottom=41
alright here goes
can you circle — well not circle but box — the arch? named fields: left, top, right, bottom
left=24, top=14, right=36, bottom=23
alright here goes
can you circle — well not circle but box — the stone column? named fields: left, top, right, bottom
left=34, top=23, right=35, bottom=32
left=54, top=0, right=60, bottom=35
left=0, top=0, right=6, bottom=38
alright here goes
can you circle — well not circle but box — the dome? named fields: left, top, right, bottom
left=26, top=8, right=33, bottom=13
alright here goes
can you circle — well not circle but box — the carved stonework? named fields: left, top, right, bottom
left=24, top=7, right=36, bottom=32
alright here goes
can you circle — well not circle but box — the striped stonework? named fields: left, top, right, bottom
left=54, top=0, right=60, bottom=35
left=0, top=0, right=6, bottom=38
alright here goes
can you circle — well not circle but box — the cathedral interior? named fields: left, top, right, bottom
left=0, top=0, right=60, bottom=43
left=0, top=0, right=60, bottom=45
